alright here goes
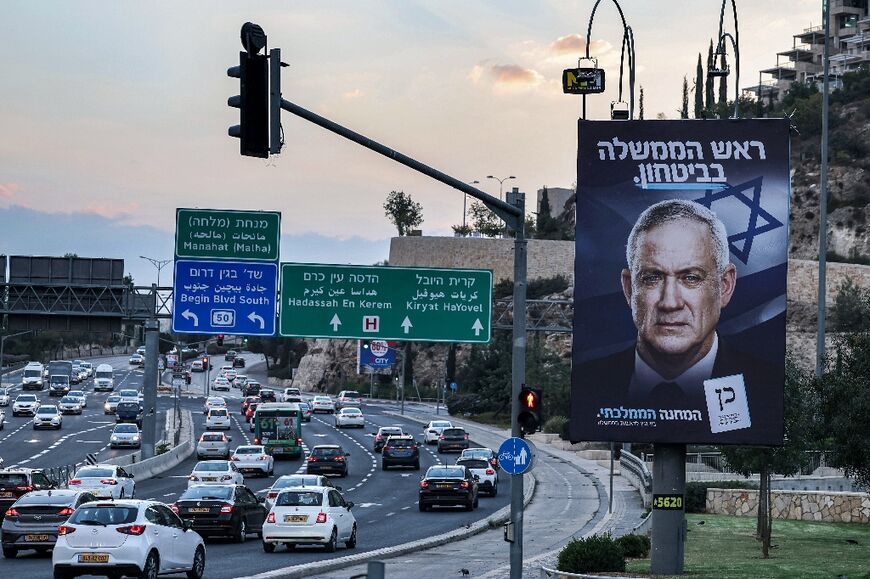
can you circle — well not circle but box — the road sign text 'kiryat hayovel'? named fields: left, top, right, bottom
left=175, top=208, right=280, bottom=261
left=279, top=263, right=492, bottom=343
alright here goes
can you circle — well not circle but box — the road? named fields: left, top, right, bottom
left=0, top=353, right=513, bottom=578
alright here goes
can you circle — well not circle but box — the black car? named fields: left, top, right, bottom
left=243, top=382, right=262, bottom=397
left=381, top=435, right=420, bottom=470
left=418, top=465, right=479, bottom=512
left=115, top=401, right=144, bottom=427
left=372, top=427, right=404, bottom=453
left=0, top=470, right=57, bottom=521
left=1, top=489, right=97, bottom=558
left=306, top=445, right=350, bottom=478
left=233, top=357, right=246, bottom=369
left=225, top=351, right=237, bottom=362
left=172, top=484, right=266, bottom=542
left=258, top=389, right=276, bottom=403
left=437, top=427, right=470, bottom=453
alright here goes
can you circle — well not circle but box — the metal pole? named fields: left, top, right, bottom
left=401, top=343, right=410, bottom=415
left=816, top=0, right=831, bottom=378
left=609, top=442, right=615, bottom=513
left=142, top=311, right=159, bottom=460
left=509, top=187, right=527, bottom=579
left=650, top=444, right=687, bottom=574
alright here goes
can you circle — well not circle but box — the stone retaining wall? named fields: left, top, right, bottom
left=706, top=488, right=870, bottom=523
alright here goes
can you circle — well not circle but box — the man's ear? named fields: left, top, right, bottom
left=621, top=268, right=633, bottom=306
left=719, top=263, right=737, bottom=308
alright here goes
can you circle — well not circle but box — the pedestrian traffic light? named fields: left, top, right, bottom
left=201, top=356, right=209, bottom=369
left=217, top=334, right=224, bottom=346
left=228, top=22, right=269, bottom=158
left=518, top=387, right=542, bottom=436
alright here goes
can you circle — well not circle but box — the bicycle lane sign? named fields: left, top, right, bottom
left=497, top=437, right=536, bottom=475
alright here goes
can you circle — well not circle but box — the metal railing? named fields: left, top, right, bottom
left=43, top=464, right=77, bottom=489
left=620, top=450, right=652, bottom=492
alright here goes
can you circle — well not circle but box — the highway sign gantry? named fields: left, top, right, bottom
left=175, top=208, right=281, bottom=261
left=172, top=260, right=277, bottom=336
left=279, top=263, right=492, bottom=343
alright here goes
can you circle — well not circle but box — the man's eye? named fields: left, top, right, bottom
left=682, top=274, right=703, bottom=285
left=640, top=274, right=662, bottom=286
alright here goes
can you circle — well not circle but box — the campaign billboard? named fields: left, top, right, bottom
left=569, top=119, right=789, bottom=446
left=358, top=340, right=396, bottom=372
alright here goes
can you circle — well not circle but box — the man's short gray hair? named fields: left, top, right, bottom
left=626, top=199, right=730, bottom=274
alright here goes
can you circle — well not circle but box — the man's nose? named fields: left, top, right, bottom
left=657, top=276, right=684, bottom=310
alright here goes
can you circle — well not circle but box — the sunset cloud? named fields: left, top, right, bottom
left=469, top=63, right=544, bottom=91
left=0, top=183, right=20, bottom=200
left=81, top=201, right=140, bottom=219
left=549, top=34, right=612, bottom=57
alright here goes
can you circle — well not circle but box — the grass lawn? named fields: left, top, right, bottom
left=625, top=514, right=870, bottom=578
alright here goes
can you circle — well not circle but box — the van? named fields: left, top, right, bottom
left=22, top=362, right=45, bottom=390
left=93, top=364, right=115, bottom=391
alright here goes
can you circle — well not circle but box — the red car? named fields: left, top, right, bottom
left=241, top=396, right=260, bottom=415
left=245, top=402, right=261, bottom=423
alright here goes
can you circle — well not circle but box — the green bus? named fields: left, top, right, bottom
left=253, top=402, right=303, bottom=458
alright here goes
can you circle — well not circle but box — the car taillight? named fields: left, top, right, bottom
left=465, top=434, right=469, bottom=440
left=460, top=481, right=470, bottom=489
left=296, top=437, right=302, bottom=444
left=57, top=507, right=75, bottom=516
left=420, top=481, right=429, bottom=488
left=58, top=525, right=76, bottom=535
left=267, top=492, right=278, bottom=499
left=485, top=468, right=495, bottom=475
left=231, top=456, right=240, bottom=461
left=254, top=438, right=260, bottom=445
left=68, top=479, right=81, bottom=485
left=189, top=475, right=199, bottom=481
left=334, top=456, right=345, bottom=462
left=383, top=446, right=391, bottom=452
left=315, top=512, right=327, bottom=524
left=170, top=504, right=179, bottom=513
left=220, top=475, right=233, bottom=481
left=266, top=512, right=276, bottom=523
left=258, top=456, right=268, bottom=461
left=100, top=479, right=118, bottom=485
left=116, top=524, right=146, bottom=536
left=307, top=456, right=317, bottom=462
left=220, top=504, right=233, bottom=513
left=411, top=444, right=418, bottom=450
left=15, top=485, right=33, bottom=492
left=5, top=508, right=20, bottom=518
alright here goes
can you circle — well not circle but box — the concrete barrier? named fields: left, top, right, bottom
left=105, top=409, right=194, bottom=482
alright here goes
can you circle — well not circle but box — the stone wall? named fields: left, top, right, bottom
left=788, top=258, right=870, bottom=308
left=389, top=237, right=574, bottom=284
left=706, top=488, right=870, bottom=523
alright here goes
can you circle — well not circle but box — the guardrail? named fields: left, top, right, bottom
left=619, top=450, right=652, bottom=508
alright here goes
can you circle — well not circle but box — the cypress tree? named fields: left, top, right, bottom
left=694, top=53, right=704, bottom=118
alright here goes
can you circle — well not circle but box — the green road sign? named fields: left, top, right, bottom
left=175, top=208, right=281, bottom=261
left=279, top=263, right=492, bottom=343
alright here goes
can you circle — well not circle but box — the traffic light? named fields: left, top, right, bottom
left=228, top=22, right=269, bottom=158
left=517, top=387, right=542, bottom=436
left=201, top=356, right=209, bottom=370
left=217, top=334, right=224, bottom=346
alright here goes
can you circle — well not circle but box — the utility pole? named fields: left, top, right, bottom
left=816, top=0, right=831, bottom=377
left=141, top=285, right=159, bottom=459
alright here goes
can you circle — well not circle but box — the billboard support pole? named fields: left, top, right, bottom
left=815, top=0, right=830, bottom=378
left=650, top=443, right=687, bottom=575
left=141, top=312, right=159, bottom=460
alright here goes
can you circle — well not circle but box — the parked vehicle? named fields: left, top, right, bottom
left=1, top=489, right=97, bottom=559
left=172, top=484, right=265, bottom=542
left=261, top=486, right=356, bottom=553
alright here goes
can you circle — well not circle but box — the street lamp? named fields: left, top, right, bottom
left=486, top=175, right=516, bottom=201
left=464, top=180, right=479, bottom=230
left=139, top=256, right=171, bottom=287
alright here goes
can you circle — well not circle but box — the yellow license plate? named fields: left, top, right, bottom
left=284, top=514, right=307, bottom=523
left=0, top=492, right=13, bottom=497
left=78, top=553, right=109, bottom=563
left=189, top=507, right=209, bottom=513
left=25, top=534, right=50, bottom=542
left=203, top=477, right=217, bottom=482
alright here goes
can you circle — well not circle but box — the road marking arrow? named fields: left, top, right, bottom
left=181, top=309, right=199, bottom=327
left=330, top=314, right=342, bottom=332
left=401, top=316, right=413, bottom=334
left=247, top=312, right=265, bottom=330
left=472, top=318, right=484, bottom=336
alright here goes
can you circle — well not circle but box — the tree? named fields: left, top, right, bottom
left=832, top=277, right=870, bottom=332
left=705, top=40, right=715, bottom=112
left=639, top=86, right=645, bottom=120
left=123, top=273, right=134, bottom=288
left=451, top=224, right=473, bottom=237
left=694, top=53, right=704, bottom=118
left=680, top=76, right=689, bottom=119
left=63, top=253, right=79, bottom=258
left=468, top=201, right=504, bottom=237
left=383, top=190, right=423, bottom=236
left=535, top=187, right=560, bottom=240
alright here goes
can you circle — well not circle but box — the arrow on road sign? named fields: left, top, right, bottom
left=401, top=316, right=413, bottom=334
left=330, top=314, right=342, bottom=332
left=247, top=312, right=265, bottom=330
left=182, top=309, right=199, bottom=327
left=472, top=318, right=483, bottom=336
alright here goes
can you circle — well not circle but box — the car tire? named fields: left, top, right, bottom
left=346, top=524, right=357, bottom=548
left=437, top=447, right=443, bottom=454
left=381, top=462, right=388, bottom=471
left=235, top=519, right=247, bottom=543
left=262, top=541, right=275, bottom=553
left=186, top=547, right=205, bottom=579
left=418, top=502, right=428, bottom=512
left=491, top=484, right=498, bottom=497
left=53, top=568, right=70, bottom=579
left=324, top=528, right=338, bottom=553
left=138, top=551, right=159, bottom=579
left=465, top=498, right=474, bottom=512
left=2, top=546, right=17, bottom=558
left=413, top=461, right=420, bottom=470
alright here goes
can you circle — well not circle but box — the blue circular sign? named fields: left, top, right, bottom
left=497, top=437, right=534, bottom=475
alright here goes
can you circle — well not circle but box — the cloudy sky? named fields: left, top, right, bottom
left=0, top=0, right=820, bottom=285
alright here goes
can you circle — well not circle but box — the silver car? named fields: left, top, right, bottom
left=0, top=388, right=11, bottom=407
left=67, top=390, right=87, bottom=408
left=109, top=423, right=141, bottom=448
left=196, top=432, right=232, bottom=459
left=33, top=405, right=62, bottom=430
left=104, top=394, right=122, bottom=415
left=58, top=395, right=83, bottom=415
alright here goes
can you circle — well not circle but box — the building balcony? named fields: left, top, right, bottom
left=761, top=61, right=797, bottom=80
left=777, top=45, right=816, bottom=62
left=795, top=25, right=826, bottom=44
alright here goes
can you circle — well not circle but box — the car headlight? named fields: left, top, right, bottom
left=111, top=436, right=119, bottom=441
left=132, top=435, right=140, bottom=440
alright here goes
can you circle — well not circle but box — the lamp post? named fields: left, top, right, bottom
left=487, top=175, right=516, bottom=201
left=464, top=180, right=479, bottom=230
left=139, top=256, right=171, bottom=287
left=0, top=330, right=33, bottom=387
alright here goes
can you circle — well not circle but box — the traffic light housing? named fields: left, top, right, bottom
left=201, top=356, right=209, bottom=370
left=217, top=334, right=224, bottom=346
left=518, top=388, right=542, bottom=436
left=228, top=50, right=269, bottom=158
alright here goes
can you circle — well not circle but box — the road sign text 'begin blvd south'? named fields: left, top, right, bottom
left=175, top=208, right=280, bottom=261
left=279, top=263, right=492, bottom=343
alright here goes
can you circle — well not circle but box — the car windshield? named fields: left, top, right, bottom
left=342, top=392, right=360, bottom=398
left=195, top=462, right=229, bottom=472
left=69, top=506, right=137, bottom=525
left=312, top=447, right=342, bottom=458
left=120, top=390, right=137, bottom=397
left=60, top=396, right=78, bottom=404
left=0, top=474, right=28, bottom=486
left=274, top=476, right=322, bottom=489
left=276, top=491, right=324, bottom=507
left=180, top=486, right=233, bottom=501
left=117, top=403, right=139, bottom=411
left=114, top=425, right=138, bottom=433
left=427, top=467, right=464, bottom=479
left=457, top=459, right=489, bottom=469
left=234, top=447, right=263, bottom=455
left=18, top=395, right=37, bottom=402
left=37, top=406, right=58, bottom=414
left=0, top=389, right=8, bottom=395
left=342, top=409, right=361, bottom=415
left=299, top=403, right=310, bottom=410
left=107, top=396, right=121, bottom=402
left=207, top=398, right=225, bottom=405
left=462, top=450, right=491, bottom=460
left=69, top=391, right=84, bottom=397
left=201, top=434, right=225, bottom=442
left=15, top=492, right=77, bottom=505
left=379, top=428, right=402, bottom=437
left=387, top=439, right=414, bottom=448
left=75, top=467, right=114, bottom=478
left=314, top=397, right=330, bottom=402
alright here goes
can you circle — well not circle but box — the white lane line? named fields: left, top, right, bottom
left=401, top=506, right=410, bottom=510
left=312, top=416, right=377, bottom=494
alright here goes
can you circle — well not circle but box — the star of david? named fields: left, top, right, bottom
left=694, top=176, right=783, bottom=265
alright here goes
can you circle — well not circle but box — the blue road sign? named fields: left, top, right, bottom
left=450, top=382, right=458, bottom=391
left=172, top=259, right=277, bottom=336
left=497, top=437, right=535, bottom=475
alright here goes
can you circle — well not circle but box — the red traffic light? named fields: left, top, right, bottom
left=518, top=388, right=543, bottom=436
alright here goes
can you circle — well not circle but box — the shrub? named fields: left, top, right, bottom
left=557, top=533, right=625, bottom=574
left=685, top=480, right=757, bottom=513
left=445, top=393, right=490, bottom=416
left=543, top=416, right=567, bottom=435
left=615, top=533, right=651, bottom=558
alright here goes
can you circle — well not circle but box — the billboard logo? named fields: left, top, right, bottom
left=369, top=340, right=389, bottom=357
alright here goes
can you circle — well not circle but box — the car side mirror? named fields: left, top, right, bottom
left=257, top=496, right=265, bottom=503
left=473, top=475, right=480, bottom=481
left=129, top=474, right=135, bottom=480
left=346, top=501, right=354, bottom=510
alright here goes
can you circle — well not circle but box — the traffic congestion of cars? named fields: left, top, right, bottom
left=0, top=349, right=506, bottom=578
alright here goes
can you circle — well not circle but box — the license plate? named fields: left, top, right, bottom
left=25, top=534, right=50, bottom=542
left=284, top=514, right=307, bottom=523
left=189, top=507, right=209, bottom=513
left=437, top=484, right=453, bottom=489
left=0, top=492, right=13, bottom=498
left=203, top=477, right=217, bottom=482
left=78, top=553, right=109, bottom=563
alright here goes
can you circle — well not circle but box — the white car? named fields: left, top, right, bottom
left=231, top=445, right=274, bottom=477
left=456, top=455, right=499, bottom=496
left=335, top=390, right=362, bottom=410
left=128, top=353, right=144, bottom=366
left=104, top=394, right=122, bottom=415
left=281, top=387, right=301, bottom=401
left=220, top=369, right=237, bottom=383
left=67, top=390, right=87, bottom=408
left=190, top=360, right=204, bottom=372
left=69, top=464, right=136, bottom=499
left=58, top=395, right=83, bottom=415
left=262, top=486, right=356, bottom=553
left=33, top=405, right=63, bottom=430
left=212, top=377, right=231, bottom=392
left=311, top=396, right=336, bottom=414
left=80, top=361, right=93, bottom=377
left=12, top=394, right=39, bottom=417
left=203, top=396, right=227, bottom=415
left=424, top=420, right=454, bottom=444
left=0, top=388, right=11, bottom=406
left=334, top=408, right=365, bottom=429
left=187, top=460, right=244, bottom=487
left=234, top=375, right=249, bottom=389
left=118, top=389, right=139, bottom=403
left=110, top=423, right=142, bottom=449
left=52, top=499, right=206, bottom=579
left=261, top=475, right=335, bottom=510
left=205, top=407, right=231, bottom=430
